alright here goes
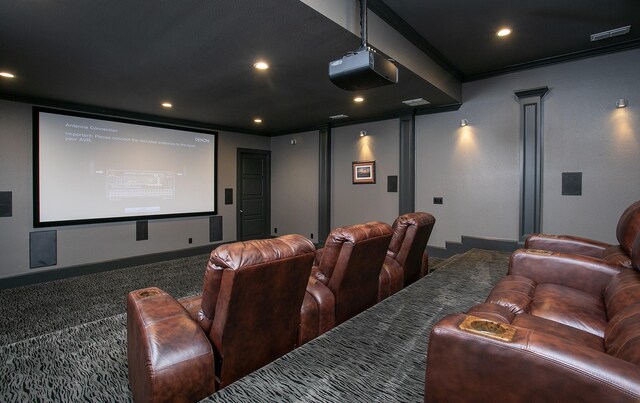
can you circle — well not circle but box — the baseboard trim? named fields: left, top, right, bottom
left=427, top=235, right=519, bottom=259
left=0, top=242, right=231, bottom=290
left=426, top=245, right=450, bottom=259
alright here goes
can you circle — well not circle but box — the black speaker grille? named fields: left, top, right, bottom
left=136, top=221, right=148, bottom=241
left=30, top=230, right=57, bottom=268
left=562, top=172, right=582, bottom=196
left=0, top=191, right=11, bottom=217
left=210, top=216, right=223, bottom=242
left=387, top=176, right=398, bottom=193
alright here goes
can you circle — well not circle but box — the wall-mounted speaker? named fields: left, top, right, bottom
left=562, top=172, right=582, bottom=196
left=210, top=216, right=223, bottom=242
left=0, top=191, right=11, bottom=217
left=387, top=176, right=398, bottom=193
left=30, top=230, right=57, bottom=268
left=136, top=220, right=148, bottom=241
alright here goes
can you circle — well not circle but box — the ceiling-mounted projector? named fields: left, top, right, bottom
left=329, top=50, right=398, bottom=91
left=328, top=0, right=398, bottom=91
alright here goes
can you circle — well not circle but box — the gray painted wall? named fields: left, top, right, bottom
left=331, top=119, right=400, bottom=228
left=0, top=99, right=269, bottom=279
left=2, top=48, right=639, bottom=280
left=270, top=130, right=319, bottom=240
left=416, top=48, right=640, bottom=247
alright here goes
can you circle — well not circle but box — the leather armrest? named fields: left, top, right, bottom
left=178, top=293, right=203, bottom=321
left=426, top=313, right=640, bottom=402
left=525, top=233, right=611, bottom=258
left=127, top=287, right=215, bottom=402
left=305, top=275, right=335, bottom=335
left=378, top=257, right=404, bottom=301
left=508, top=249, right=620, bottom=295
left=421, top=250, right=429, bottom=277
left=298, top=291, right=320, bottom=346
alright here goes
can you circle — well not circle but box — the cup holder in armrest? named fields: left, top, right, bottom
left=459, top=315, right=516, bottom=342
left=138, top=289, right=160, bottom=298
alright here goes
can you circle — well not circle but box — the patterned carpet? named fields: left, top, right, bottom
left=0, top=248, right=510, bottom=402
left=0, top=254, right=209, bottom=346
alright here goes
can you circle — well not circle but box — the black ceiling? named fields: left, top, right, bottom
left=1, top=0, right=638, bottom=135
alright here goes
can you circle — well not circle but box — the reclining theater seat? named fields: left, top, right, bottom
left=378, top=212, right=436, bottom=301
left=425, top=241, right=640, bottom=402
left=127, top=234, right=315, bottom=402
left=525, top=199, right=640, bottom=269
left=299, top=221, right=393, bottom=345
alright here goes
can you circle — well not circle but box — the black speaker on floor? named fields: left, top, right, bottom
left=136, top=220, right=148, bottom=241
left=30, top=230, right=57, bottom=268
left=562, top=172, right=582, bottom=196
left=210, top=216, right=222, bottom=242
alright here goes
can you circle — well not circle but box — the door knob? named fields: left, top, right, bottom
left=240, top=209, right=244, bottom=213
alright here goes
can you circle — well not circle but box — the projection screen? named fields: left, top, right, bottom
left=34, top=107, right=217, bottom=227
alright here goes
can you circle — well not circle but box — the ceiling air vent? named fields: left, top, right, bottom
left=329, top=114, right=349, bottom=119
left=590, top=25, right=631, bottom=42
left=402, top=98, right=430, bottom=107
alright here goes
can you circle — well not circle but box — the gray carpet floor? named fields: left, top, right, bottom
left=0, top=254, right=209, bottom=346
left=0, top=248, right=510, bottom=402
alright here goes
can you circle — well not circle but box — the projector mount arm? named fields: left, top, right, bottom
left=358, top=0, right=368, bottom=52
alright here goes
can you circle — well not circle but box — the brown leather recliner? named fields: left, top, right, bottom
left=127, top=234, right=315, bottom=402
left=378, top=212, right=436, bottom=301
left=299, top=221, right=393, bottom=345
left=425, top=240, right=640, bottom=402
left=525, top=200, right=640, bottom=269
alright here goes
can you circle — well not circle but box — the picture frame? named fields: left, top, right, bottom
left=352, top=160, right=376, bottom=184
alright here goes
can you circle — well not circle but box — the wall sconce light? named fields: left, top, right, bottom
left=460, top=119, right=469, bottom=127
left=290, top=139, right=297, bottom=145
left=616, top=99, right=628, bottom=108
left=359, top=130, right=367, bottom=137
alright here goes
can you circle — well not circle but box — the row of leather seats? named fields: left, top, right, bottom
left=425, top=200, right=640, bottom=402
left=299, top=213, right=436, bottom=344
left=127, top=212, right=435, bottom=402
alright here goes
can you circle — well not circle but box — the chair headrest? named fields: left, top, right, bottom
left=616, top=200, right=640, bottom=255
left=388, top=212, right=436, bottom=254
left=210, top=234, right=315, bottom=271
left=326, top=221, right=393, bottom=246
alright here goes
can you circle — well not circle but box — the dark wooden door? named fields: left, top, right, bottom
left=237, top=149, right=270, bottom=241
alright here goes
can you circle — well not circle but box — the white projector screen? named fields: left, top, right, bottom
left=34, top=108, right=217, bottom=227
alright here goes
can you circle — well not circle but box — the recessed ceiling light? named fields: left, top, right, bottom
left=161, top=102, right=173, bottom=108
left=253, top=61, right=269, bottom=70
left=353, top=96, right=364, bottom=103
left=497, top=28, right=512, bottom=37
left=254, top=118, right=263, bottom=123
left=0, top=72, right=15, bottom=78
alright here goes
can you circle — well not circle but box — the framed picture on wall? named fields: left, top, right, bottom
left=352, top=160, right=376, bottom=184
